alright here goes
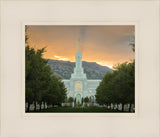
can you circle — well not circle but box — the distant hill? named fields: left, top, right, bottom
left=47, top=59, right=113, bottom=80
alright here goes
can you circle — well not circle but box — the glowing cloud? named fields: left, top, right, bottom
left=27, top=25, right=135, bottom=68
left=96, top=62, right=113, bottom=69
left=54, top=55, right=69, bottom=61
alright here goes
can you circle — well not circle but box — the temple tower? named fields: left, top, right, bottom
left=70, top=37, right=87, bottom=104
left=62, top=37, right=101, bottom=106
left=71, top=37, right=87, bottom=79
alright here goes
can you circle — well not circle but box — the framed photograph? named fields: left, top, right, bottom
left=24, top=25, right=135, bottom=114
left=1, top=0, right=159, bottom=138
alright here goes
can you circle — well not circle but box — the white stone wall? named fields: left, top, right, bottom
left=63, top=79, right=101, bottom=99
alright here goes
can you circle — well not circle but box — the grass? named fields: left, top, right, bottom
left=27, top=106, right=131, bottom=113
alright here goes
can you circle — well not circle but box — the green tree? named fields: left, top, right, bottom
left=81, top=97, right=83, bottom=105
left=68, top=97, right=74, bottom=106
left=56, top=77, right=67, bottom=106
left=68, top=97, right=74, bottom=103
left=25, top=46, right=47, bottom=111
left=96, top=72, right=115, bottom=106
left=84, top=97, right=89, bottom=106
left=25, top=27, right=67, bottom=112
left=96, top=40, right=135, bottom=112
left=96, top=61, right=135, bottom=112
left=129, top=43, right=135, bottom=52
left=25, top=46, right=67, bottom=111
left=114, top=62, right=133, bottom=111
left=113, top=62, right=135, bottom=111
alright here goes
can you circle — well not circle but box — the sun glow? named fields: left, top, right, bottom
left=54, top=55, right=69, bottom=61
left=96, top=62, right=113, bottom=69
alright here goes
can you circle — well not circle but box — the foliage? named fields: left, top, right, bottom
left=84, top=97, right=89, bottom=103
left=25, top=32, right=67, bottom=111
left=129, top=43, right=135, bottom=52
left=95, top=61, right=135, bottom=112
left=68, top=97, right=74, bottom=103
left=95, top=41, right=135, bottom=112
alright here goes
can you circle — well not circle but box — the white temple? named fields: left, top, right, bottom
left=63, top=38, right=101, bottom=104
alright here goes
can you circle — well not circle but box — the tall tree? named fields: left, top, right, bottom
left=95, top=61, right=135, bottom=112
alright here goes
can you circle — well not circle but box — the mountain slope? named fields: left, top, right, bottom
left=47, top=59, right=113, bottom=80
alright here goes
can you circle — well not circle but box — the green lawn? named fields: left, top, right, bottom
left=27, top=107, right=131, bottom=113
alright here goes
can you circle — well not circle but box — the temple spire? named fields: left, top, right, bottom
left=70, top=36, right=86, bottom=79
left=78, top=36, right=80, bottom=51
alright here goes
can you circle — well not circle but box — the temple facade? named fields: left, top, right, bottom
left=63, top=39, right=101, bottom=104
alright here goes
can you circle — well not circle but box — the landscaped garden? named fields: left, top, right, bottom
left=27, top=106, right=131, bottom=113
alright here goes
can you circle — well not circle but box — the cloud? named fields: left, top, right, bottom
left=27, top=25, right=135, bottom=68
left=54, top=55, right=69, bottom=61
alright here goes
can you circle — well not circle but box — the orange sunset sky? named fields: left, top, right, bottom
left=26, top=25, right=135, bottom=69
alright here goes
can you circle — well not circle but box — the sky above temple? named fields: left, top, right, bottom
left=26, top=25, right=135, bottom=69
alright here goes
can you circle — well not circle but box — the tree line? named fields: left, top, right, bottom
left=25, top=39, right=67, bottom=112
left=95, top=42, right=135, bottom=112
left=95, top=61, right=135, bottom=112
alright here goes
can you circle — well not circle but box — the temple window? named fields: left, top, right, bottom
left=76, top=82, right=81, bottom=91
